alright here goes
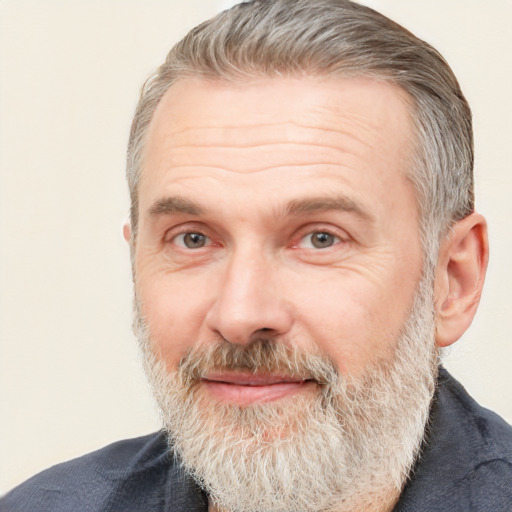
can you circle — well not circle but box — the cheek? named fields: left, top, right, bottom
left=135, top=267, right=215, bottom=370
left=290, top=270, right=416, bottom=375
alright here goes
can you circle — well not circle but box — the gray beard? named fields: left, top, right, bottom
left=135, top=276, right=439, bottom=512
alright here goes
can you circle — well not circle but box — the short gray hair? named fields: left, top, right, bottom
left=127, top=0, right=473, bottom=268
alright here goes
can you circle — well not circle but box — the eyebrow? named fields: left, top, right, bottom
left=147, top=193, right=374, bottom=223
left=148, top=196, right=204, bottom=217
left=283, top=195, right=374, bottom=223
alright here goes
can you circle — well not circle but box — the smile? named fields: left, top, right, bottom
left=201, top=372, right=316, bottom=405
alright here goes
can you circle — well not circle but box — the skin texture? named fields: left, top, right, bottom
left=130, top=76, right=425, bottom=399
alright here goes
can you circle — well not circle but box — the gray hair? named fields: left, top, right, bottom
left=127, top=0, right=474, bottom=269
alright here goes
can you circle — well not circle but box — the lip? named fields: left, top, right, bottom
left=201, top=372, right=316, bottom=405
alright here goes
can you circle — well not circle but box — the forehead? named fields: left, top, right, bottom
left=140, top=75, right=417, bottom=221
left=146, top=75, right=414, bottom=157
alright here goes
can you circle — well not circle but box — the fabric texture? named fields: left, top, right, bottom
left=2, top=368, right=511, bottom=511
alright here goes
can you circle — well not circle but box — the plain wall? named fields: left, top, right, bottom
left=1, top=0, right=511, bottom=495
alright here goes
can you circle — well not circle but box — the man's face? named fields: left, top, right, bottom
left=131, top=76, right=435, bottom=511
left=134, top=75, right=424, bottom=383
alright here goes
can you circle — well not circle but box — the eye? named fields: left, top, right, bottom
left=299, top=231, right=341, bottom=249
left=174, top=232, right=209, bottom=249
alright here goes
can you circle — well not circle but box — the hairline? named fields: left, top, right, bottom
left=126, top=0, right=474, bottom=277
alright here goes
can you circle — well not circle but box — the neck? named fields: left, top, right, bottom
left=208, top=490, right=400, bottom=512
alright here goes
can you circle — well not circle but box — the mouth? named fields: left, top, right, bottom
left=201, top=371, right=317, bottom=405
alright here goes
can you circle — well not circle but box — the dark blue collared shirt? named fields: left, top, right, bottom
left=2, top=368, right=511, bottom=511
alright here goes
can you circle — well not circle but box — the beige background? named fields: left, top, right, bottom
left=1, top=0, right=511, bottom=495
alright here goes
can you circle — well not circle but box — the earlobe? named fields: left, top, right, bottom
left=123, top=221, right=132, bottom=243
left=434, top=212, right=488, bottom=347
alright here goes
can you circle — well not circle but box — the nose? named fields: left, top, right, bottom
left=205, top=248, right=293, bottom=346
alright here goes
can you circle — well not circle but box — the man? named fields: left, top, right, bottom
left=2, top=0, right=511, bottom=511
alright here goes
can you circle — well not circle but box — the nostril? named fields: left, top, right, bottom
left=251, top=327, right=278, bottom=341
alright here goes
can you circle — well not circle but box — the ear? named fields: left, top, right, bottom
left=123, top=221, right=132, bottom=243
left=434, top=212, right=488, bottom=347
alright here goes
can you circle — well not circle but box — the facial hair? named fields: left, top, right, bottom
left=135, top=276, right=439, bottom=512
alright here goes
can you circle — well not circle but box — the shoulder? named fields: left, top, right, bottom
left=0, top=432, right=173, bottom=512
left=437, top=369, right=512, bottom=508
left=397, top=368, right=512, bottom=511
left=436, top=368, right=512, bottom=466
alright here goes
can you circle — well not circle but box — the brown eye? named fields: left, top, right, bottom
left=175, top=232, right=208, bottom=249
left=298, top=231, right=340, bottom=249
left=311, top=232, right=336, bottom=248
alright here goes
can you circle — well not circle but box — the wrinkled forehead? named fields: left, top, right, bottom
left=135, top=75, right=420, bottom=248
left=142, top=74, right=417, bottom=180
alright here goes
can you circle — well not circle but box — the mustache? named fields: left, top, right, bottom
left=177, top=338, right=340, bottom=387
